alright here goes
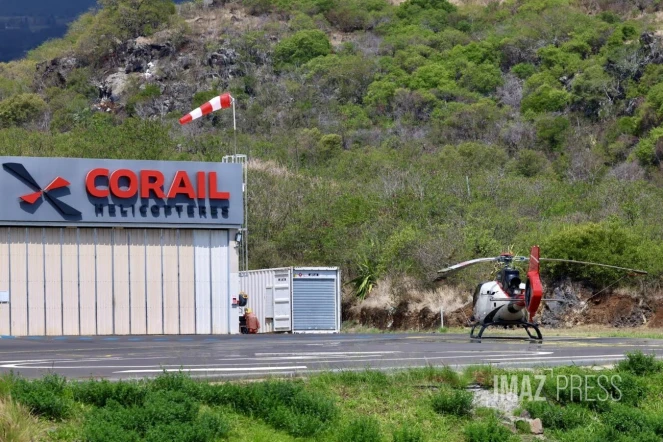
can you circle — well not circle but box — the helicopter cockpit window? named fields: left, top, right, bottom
left=501, top=269, right=521, bottom=294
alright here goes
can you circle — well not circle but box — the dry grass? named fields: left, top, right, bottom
left=346, top=275, right=471, bottom=326
left=0, top=397, right=45, bottom=442
left=248, top=158, right=292, bottom=177
left=352, top=275, right=470, bottom=310
left=179, top=1, right=279, bottom=40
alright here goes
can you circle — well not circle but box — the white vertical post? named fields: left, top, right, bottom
left=440, top=306, right=444, bottom=328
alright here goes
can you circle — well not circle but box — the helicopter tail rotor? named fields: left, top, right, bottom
left=525, top=245, right=543, bottom=321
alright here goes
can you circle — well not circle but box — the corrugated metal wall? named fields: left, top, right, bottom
left=239, top=268, right=293, bottom=333
left=0, top=227, right=234, bottom=336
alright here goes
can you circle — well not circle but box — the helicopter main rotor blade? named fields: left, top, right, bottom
left=435, top=257, right=498, bottom=279
left=539, top=258, right=648, bottom=275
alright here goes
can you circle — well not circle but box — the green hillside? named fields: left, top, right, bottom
left=1, top=0, right=663, bottom=297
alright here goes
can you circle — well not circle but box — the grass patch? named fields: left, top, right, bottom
left=463, top=416, right=518, bottom=442
left=2, top=357, right=663, bottom=442
left=431, top=386, right=473, bottom=417
left=392, top=423, right=425, bottom=442
left=524, top=401, right=589, bottom=430
left=337, top=416, right=383, bottom=442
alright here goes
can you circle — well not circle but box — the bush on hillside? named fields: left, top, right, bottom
left=0, top=93, right=47, bottom=128
left=540, top=222, right=645, bottom=285
left=274, top=30, right=331, bottom=69
left=75, top=0, right=177, bottom=62
left=521, top=84, right=570, bottom=113
left=97, top=0, right=176, bottom=39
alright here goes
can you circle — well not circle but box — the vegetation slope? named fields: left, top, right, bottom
left=1, top=0, right=663, bottom=302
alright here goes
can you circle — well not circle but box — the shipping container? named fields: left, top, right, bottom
left=239, top=267, right=340, bottom=334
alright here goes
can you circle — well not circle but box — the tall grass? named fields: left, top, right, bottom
left=0, top=397, right=44, bottom=442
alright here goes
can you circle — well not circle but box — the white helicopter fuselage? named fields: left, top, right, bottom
left=473, top=281, right=527, bottom=325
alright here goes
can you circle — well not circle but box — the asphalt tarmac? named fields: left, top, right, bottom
left=0, top=333, right=662, bottom=380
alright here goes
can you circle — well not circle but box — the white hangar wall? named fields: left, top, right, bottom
left=0, top=226, right=240, bottom=337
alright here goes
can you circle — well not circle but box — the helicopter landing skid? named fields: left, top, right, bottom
left=470, top=320, right=543, bottom=341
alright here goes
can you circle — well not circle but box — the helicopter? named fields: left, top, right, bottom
left=435, top=246, right=648, bottom=340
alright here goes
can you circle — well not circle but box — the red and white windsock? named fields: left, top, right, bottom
left=179, top=92, right=235, bottom=128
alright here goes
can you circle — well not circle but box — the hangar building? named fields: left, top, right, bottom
left=0, top=156, right=244, bottom=336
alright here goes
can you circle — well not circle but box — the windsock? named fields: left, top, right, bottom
left=179, top=92, right=234, bottom=125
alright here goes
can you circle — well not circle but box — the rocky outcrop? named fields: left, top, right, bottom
left=35, top=57, right=82, bottom=89
left=539, top=280, right=582, bottom=327
left=120, top=37, right=176, bottom=74
left=100, top=72, right=131, bottom=102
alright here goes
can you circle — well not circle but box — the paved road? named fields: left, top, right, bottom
left=0, top=333, right=662, bottom=380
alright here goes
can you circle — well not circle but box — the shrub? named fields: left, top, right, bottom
left=392, top=424, right=424, bottom=442
left=10, top=374, right=74, bottom=421
left=274, top=30, right=331, bottom=68
left=524, top=401, right=588, bottom=430
left=514, top=419, right=530, bottom=433
left=521, top=84, right=570, bottom=113
left=72, top=379, right=146, bottom=408
left=464, top=417, right=518, bottom=442
left=511, top=63, right=536, bottom=79
left=633, top=126, right=663, bottom=167
left=0, top=94, right=47, bottom=128
left=97, top=0, right=176, bottom=39
left=515, top=149, right=548, bottom=177
left=617, top=351, right=663, bottom=376
left=142, top=412, right=229, bottom=442
left=459, top=62, right=503, bottom=94
left=337, top=416, right=383, bottom=442
left=541, top=222, right=643, bottom=285
left=325, top=0, right=372, bottom=32
left=603, top=404, right=656, bottom=435
left=83, top=384, right=229, bottom=442
left=148, top=371, right=203, bottom=399
left=534, top=115, right=569, bottom=152
left=205, top=380, right=337, bottom=437
left=431, top=387, right=473, bottom=417
left=612, top=372, right=648, bottom=408
left=75, top=0, right=177, bottom=62
left=141, top=390, right=199, bottom=426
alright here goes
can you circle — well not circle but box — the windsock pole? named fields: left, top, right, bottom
left=179, top=93, right=246, bottom=274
